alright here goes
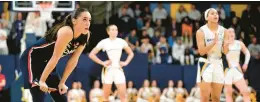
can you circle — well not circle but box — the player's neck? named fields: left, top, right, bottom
left=207, top=22, right=218, bottom=31
left=109, top=37, right=116, bottom=40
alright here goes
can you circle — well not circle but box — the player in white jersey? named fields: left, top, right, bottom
left=89, top=24, right=134, bottom=102
left=196, top=8, right=229, bottom=102
left=224, top=28, right=251, bottom=102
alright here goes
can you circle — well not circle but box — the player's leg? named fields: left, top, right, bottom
left=103, top=84, right=112, bottom=102
left=29, top=86, right=46, bottom=102
left=233, top=67, right=250, bottom=102
left=102, top=67, right=113, bottom=102
left=225, top=85, right=233, bottom=102
left=224, top=68, right=234, bottom=102
left=115, top=68, right=127, bottom=102
left=211, top=64, right=224, bottom=102
left=197, top=61, right=212, bottom=102
left=46, top=74, right=67, bottom=102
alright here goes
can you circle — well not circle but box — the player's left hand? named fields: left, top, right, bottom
left=120, top=61, right=128, bottom=68
left=242, top=64, right=248, bottom=72
left=58, top=83, right=68, bottom=95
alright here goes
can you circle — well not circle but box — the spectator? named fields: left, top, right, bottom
left=176, top=5, right=188, bottom=23
left=0, top=65, right=6, bottom=101
left=168, top=30, right=177, bottom=48
left=215, top=4, right=226, bottom=21
left=119, top=8, right=135, bottom=35
left=155, top=35, right=169, bottom=56
left=186, top=83, right=200, bottom=102
left=118, top=3, right=134, bottom=18
left=175, top=80, right=188, bottom=102
left=172, top=38, right=185, bottom=65
left=152, top=3, right=168, bottom=22
left=8, top=12, right=25, bottom=55
left=169, top=18, right=180, bottom=36
left=0, top=22, right=8, bottom=55
left=188, top=4, right=201, bottom=22
left=140, top=36, right=153, bottom=54
left=230, top=17, right=241, bottom=38
left=154, top=19, right=166, bottom=36
left=68, top=82, right=82, bottom=102
left=140, top=5, right=152, bottom=23
left=192, top=21, right=200, bottom=33
left=89, top=80, right=103, bottom=102
left=248, top=36, right=260, bottom=60
left=157, top=47, right=172, bottom=64
left=0, top=65, right=6, bottom=92
left=125, top=29, right=139, bottom=51
left=148, top=49, right=156, bottom=65
left=140, top=29, right=151, bottom=42
left=127, top=81, right=138, bottom=102
left=181, top=31, right=193, bottom=49
left=184, top=48, right=195, bottom=65
left=151, top=80, right=161, bottom=102
left=0, top=12, right=11, bottom=34
left=160, top=80, right=176, bottom=102
left=151, top=29, right=161, bottom=46
left=137, top=80, right=152, bottom=102
left=134, top=4, right=142, bottom=18
left=251, top=5, right=260, bottom=38
left=33, top=11, right=47, bottom=40
left=181, top=17, right=193, bottom=37
left=142, top=21, right=154, bottom=38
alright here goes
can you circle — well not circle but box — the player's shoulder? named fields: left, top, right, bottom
left=116, top=38, right=127, bottom=43
left=57, top=26, right=74, bottom=37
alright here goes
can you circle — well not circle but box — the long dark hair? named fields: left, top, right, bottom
left=45, top=8, right=88, bottom=42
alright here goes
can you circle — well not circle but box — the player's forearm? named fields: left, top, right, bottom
left=125, top=52, right=134, bottom=65
left=223, top=44, right=229, bottom=54
left=60, top=58, right=78, bottom=84
left=89, top=54, right=104, bottom=65
left=244, top=50, right=250, bottom=65
left=40, top=57, right=59, bottom=82
left=198, top=42, right=216, bottom=55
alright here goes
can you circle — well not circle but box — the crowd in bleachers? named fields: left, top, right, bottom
left=110, top=2, right=260, bottom=65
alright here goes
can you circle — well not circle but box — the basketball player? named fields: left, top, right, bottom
left=224, top=28, right=251, bottom=102
left=89, top=24, right=134, bottom=102
left=20, top=8, right=91, bottom=102
left=196, top=8, right=229, bottom=102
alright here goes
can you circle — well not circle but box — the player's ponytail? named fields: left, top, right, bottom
left=44, top=8, right=88, bottom=42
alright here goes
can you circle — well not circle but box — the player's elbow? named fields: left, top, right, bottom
left=88, top=53, right=96, bottom=59
left=198, top=49, right=206, bottom=56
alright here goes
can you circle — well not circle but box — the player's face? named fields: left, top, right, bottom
left=108, top=25, right=118, bottom=37
left=168, top=80, right=174, bottom=87
left=207, top=9, right=219, bottom=23
left=76, top=11, right=91, bottom=34
left=128, top=81, right=133, bottom=88
left=144, top=80, right=150, bottom=87
left=228, top=28, right=235, bottom=41
left=152, top=80, right=157, bottom=87
left=177, top=80, right=183, bottom=87
left=94, top=80, right=100, bottom=88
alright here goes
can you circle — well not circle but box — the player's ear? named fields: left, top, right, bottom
left=72, top=19, right=76, bottom=25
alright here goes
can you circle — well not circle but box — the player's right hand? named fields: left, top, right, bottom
left=39, top=81, right=48, bottom=93
left=214, top=32, right=218, bottom=44
left=102, top=60, right=111, bottom=67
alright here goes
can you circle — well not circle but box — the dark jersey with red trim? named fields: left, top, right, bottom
left=20, top=33, right=89, bottom=89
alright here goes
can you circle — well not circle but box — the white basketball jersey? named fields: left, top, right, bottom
left=200, top=24, right=225, bottom=60
left=96, top=38, right=128, bottom=68
left=226, top=40, right=241, bottom=67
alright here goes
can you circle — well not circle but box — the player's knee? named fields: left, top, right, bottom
left=119, top=93, right=126, bottom=99
left=240, top=89, right=250, bottom=96
left=211, top=95, right=221, bottom=102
